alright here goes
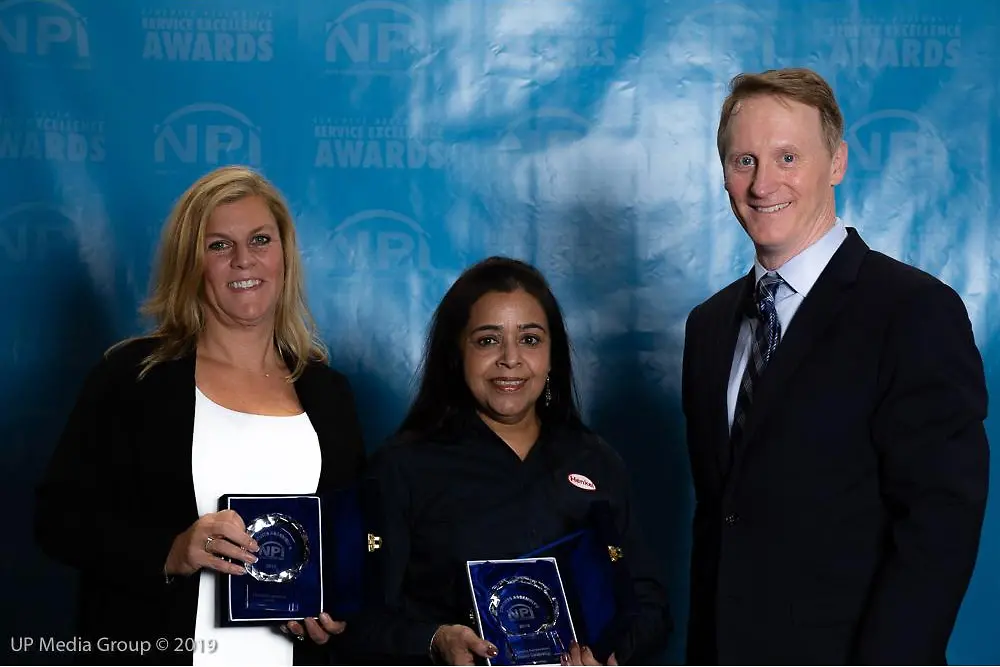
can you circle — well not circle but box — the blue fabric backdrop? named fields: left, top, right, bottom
left=2, top=0, right=997, bottom=663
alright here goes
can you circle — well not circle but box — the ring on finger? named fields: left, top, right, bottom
left=204, top=536, right=215, bottom=552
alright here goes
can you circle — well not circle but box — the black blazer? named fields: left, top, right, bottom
left=681, top=228, right=989, bottom=665
left=34, top=337, right=365, bottom=665
left=350, top=412, right=672, bottom=665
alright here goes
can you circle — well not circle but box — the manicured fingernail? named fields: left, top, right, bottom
left=487, top=644, right=498, bottom=657
left=249, top=540, right=259, bottom=552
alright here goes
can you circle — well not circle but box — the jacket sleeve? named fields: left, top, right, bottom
left=344, top=444, right=442, bottom=662
left=33, top=353, right=179, bottom=587
left=856, top=281, right=990, bottom=663
left=604, top=447, right=673, bottom=664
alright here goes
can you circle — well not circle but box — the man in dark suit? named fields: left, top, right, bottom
left=681, top=67, right=990, bottom=665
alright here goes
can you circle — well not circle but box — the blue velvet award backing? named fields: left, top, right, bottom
left=218, top=494, right=323, bottom=625
left=517, top=520, right=637, bottom=660
left=317, top=484, right=367, bottom=618
left=467, top=557, right=577, bottom=666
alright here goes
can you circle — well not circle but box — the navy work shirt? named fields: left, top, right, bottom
left=348, top=410, right=672, bottom=665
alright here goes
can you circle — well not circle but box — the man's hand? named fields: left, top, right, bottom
left=431, top=624, right=497, bottom=665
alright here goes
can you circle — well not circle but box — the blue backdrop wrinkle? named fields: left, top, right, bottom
left=1, top=0, right=997, bottom=664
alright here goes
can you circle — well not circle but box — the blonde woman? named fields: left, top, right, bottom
left=34, top=166, right=364, bottom=666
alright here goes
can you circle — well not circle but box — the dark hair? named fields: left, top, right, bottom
left=396, top=256, right=585, bottom=439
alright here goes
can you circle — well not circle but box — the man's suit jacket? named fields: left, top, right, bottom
left=681, top=228, right=989, bottom=665
left=33, top=337, right=366, bottom=665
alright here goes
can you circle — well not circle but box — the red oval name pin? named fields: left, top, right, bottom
left=568, top=473, right=596, bottom=491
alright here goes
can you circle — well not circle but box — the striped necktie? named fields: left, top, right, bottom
left=730, top=272, right=785, bottom=448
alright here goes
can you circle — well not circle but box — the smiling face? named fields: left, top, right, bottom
left=201, top=195, right=285, bottom=330
left=462, top=289, right=551, bottom=427
left=722, top=94, right=848, bottom=268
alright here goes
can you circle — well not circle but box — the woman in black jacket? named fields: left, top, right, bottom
left=34, top=166, right=365, bottom=665
left=351, top=257, right=672, bottom=665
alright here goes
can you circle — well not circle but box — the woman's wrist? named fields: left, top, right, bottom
left=427, top=625, right=446, bottom=663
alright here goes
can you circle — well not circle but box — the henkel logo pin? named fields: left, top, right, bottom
left=568, top=473, right=596, bottom=491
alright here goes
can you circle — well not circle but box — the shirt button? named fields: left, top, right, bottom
left=724, top=513, right=740, bottom=526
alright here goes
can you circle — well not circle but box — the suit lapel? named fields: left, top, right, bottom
left=729, top=229, right=869, bottom=480
left=712, top=272, right=754, bottom=483
left=292, top=361, right=330, bottom=490
left=138, top=352, right=200, bottom=530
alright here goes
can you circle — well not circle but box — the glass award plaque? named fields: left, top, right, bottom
left=218, top=494, right=324, bottom=626
left=466, top=557, right=577, bottom=666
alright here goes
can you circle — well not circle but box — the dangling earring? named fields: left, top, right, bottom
left=544, top=375, right=552, bottom=407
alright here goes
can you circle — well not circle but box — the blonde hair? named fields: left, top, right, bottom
left=119, top=165, right=327, bottom=380
left=717, top=67, right=844, bottom=161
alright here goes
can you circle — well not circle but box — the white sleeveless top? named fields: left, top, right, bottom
left=190, top=387, right=321, bottom=667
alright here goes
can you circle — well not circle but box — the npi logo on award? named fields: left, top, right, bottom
left=153, top=103, right=261, bottom=169
left=0, top=0, right=90, bottom=67
left=324, top=0, right=429, bottom=75
left=508, top=604, right=536, bottom=621
left=259, top=542, right=285, bottom=559
left=324, top=210, right=433, bottom=274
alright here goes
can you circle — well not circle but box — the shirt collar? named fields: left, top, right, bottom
left=753, top=218, right=848, bottom=296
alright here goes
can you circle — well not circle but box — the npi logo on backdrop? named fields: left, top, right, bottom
left=672, top=4, right=775, bottom=71
left=153, top=103, right=261, bottom=169
left=323, top=209, right=432, bottom=273
left=324, top=0, right=429, bottom=75
left=846, top=110, right=949, bottom=174
left=498, top=107, right=592, bottom=154
left=0, top=0, right=89, bottom=66
left=0, top=201, right=81, bottom=265
left=495, top=108, right=594, bottom=203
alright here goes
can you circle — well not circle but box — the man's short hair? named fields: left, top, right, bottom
left=717, top=67, right=844, bottom=161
